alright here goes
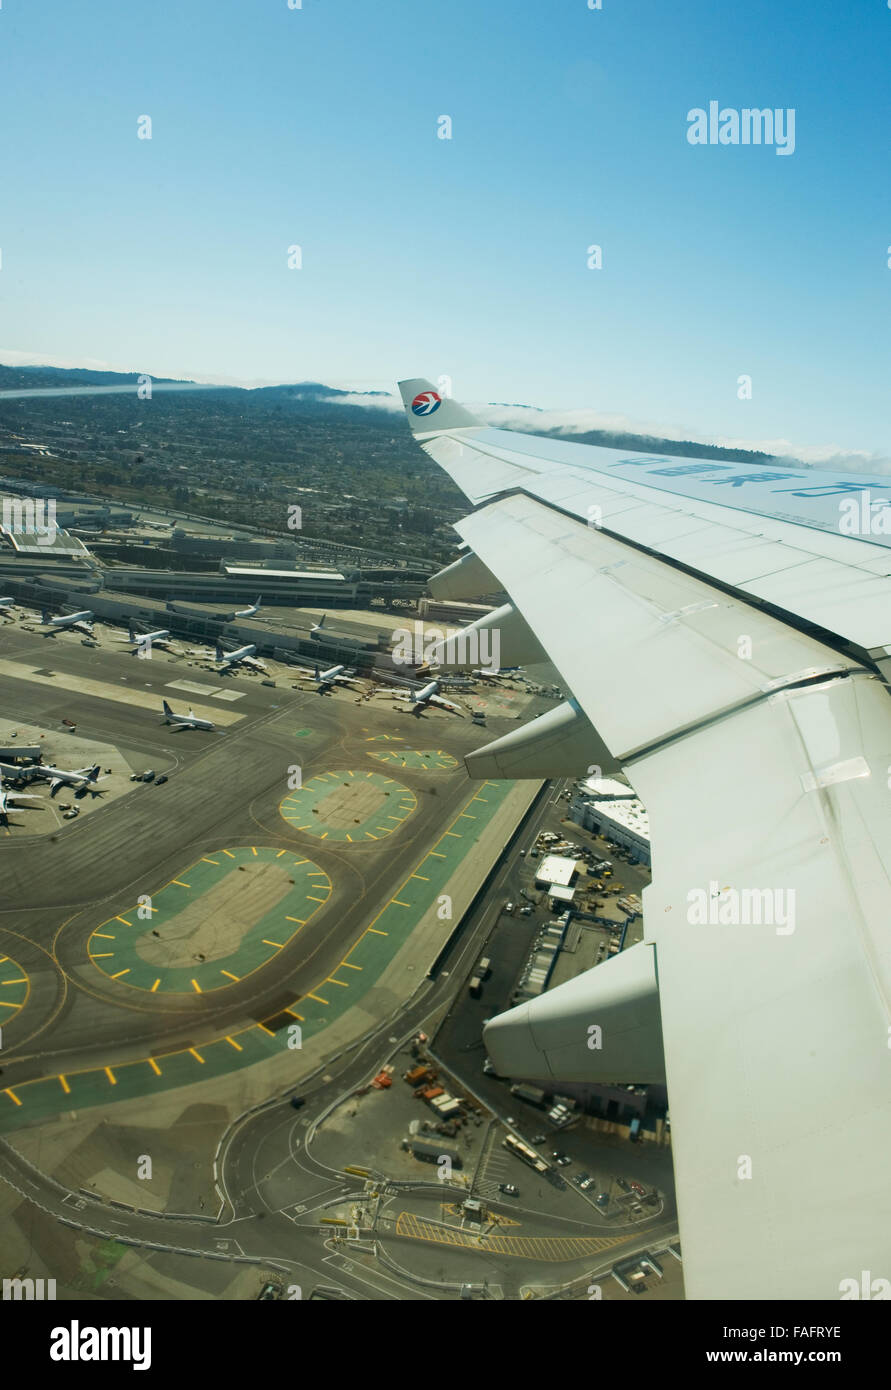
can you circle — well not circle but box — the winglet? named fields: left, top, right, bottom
left=397, top=379, right=479, bottom=435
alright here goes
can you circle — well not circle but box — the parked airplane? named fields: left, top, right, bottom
left=309, top=662, right=361, bottom=694
left=40, top=609, right=94, bottom=635
left=38, top=763, right=102, bottom=796
left=214, top=641, right=266, bottom=672
left=161, top=699, right=216, bottom=731
left=397, top=678, right=464, bottom=717
left=232, top=596, right=262, bottom=619
left=309, top=613, right=363, bottom=646
left=0, top=770, right=43, bottom=823
left=117, top=623, right=180, bottom=654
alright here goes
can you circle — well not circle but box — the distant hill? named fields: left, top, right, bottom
left=0, top=363, right=194, bottom=391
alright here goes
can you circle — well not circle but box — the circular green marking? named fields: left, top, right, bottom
left=88, top=847, right=331, bottom=994
left=367, top=747, right=458, bottom=771
left=279, top=768, right=417, bottom=843
left=0, top=953, right=30, bottom=1026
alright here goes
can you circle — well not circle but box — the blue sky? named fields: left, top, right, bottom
left=1, top=0, right=889, bottom=463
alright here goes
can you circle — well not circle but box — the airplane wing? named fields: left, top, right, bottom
left=397, top=378, right=891, bottom=1301
left=427, top=693, right=464, bottom=715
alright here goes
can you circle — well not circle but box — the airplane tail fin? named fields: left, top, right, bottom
left=41, top=608, right=51, bottom=624
left=87, top=765, right=100, bottom=782
left=313, top=666, right=321, bottom=680
left=162, top=699, right=175, bottom=718
left=397, top=379, right=480, bottom=436
left=215, top=642, right=224, bottom=660
left=311, top=613, right=326, bottom=632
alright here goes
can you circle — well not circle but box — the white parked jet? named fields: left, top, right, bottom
left=162, top=699, right=216, bottom=731
left=398, top=678, right=464, bottom=717
left=40, top=609, right=94, bottom=635
left=0, top=770, right=43, bottom=822
left=117, top=623, right=181, bottom=655
left=308, top=662, right=360, bottom=694
left=38, top=763, right=102, bottom=797
left=232, top=596, right=262, bottom=619
left=214, top=640, right=266, bottom=672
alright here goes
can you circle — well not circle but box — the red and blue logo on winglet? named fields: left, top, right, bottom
left=411, top=390, right=441, bottom=416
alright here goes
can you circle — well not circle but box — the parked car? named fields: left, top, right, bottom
left=551, top=1152, right=572, bottom=1166
left=498, top=1183, right=519, bottom=1197
left=155, top=774, right=168, bottom=786
left=290, top=1096, right=306, bottom=1110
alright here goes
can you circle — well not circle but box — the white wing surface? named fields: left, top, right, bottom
left=398, top=378, right=891, bottom=1300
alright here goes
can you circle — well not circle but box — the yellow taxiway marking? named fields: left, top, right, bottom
left=365, top=832, right=378, bottom=840
left=148, top=1058, right=162, bottom=1075
left=150, top=979, right=161, bottom=992
left=307, top=895, right=327, bottom=903
left=285, top=916, right=306, bottom=925
left=429, top=851, right=446, bottom=859
left=307, top=992, right=328, bottom=1004
left=320, top=831, right=328, bottom=840
left=171, top=879, right=190, bottom=888
left=93, top=933, right=115, bottom=941
left=110, top=969, right=130, bottom=980
left=391, top=899, right=411, bottom=908
left=411, top=874, right=429, bottom=881
left=104, top=1067, right=117, bottom=1086
left=1, top=975, right=28, bottom=983
left=286, top=1009, right=304, bottom=1021
left=341, top=961, right=362, bottom=971
left=4, top=1089, right=21, bottom=1106
left=201, top=857, right=219, bottom=865
left=189, top=1048, right=205, bottom=1064
left=327, top=977, right=349, bottom=988
left=459, top=813, right=476, bottom=820
left=251, top=846, right=258, bottom=856
left=257, top=1023, right=276, bottom=1036
left=220, top=969, right=239, bottom=981
left=91, top=953, right=114, bottom=959
left=225, top=1036, right=242, bottom=1051
left=115, top=916, right=132, bottom=926
left=276, top=849, right=287, bottom=858
left=262, top=939, right=283, bottom=949
left=368, top=927, right=388, bottom=936
left=191, top=979, right=202, bottom=993
left=58, top=1075, right=70, bottom=1094
left=222, top=849, right=236, bottom=858
left=345, top=834, right=353, bottom=842
left=294, top=859, right=310, bottom=866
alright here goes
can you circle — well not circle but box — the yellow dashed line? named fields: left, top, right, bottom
left=262, top=939, right=283, bottom=949
left=191, top=979, right=202, bottom=993
left=171, top=879, right=190, bottom=888
left=4, top=1089, right=21, bottom=1106
left=148, top=1058, right=162, bottom=1075
left=307, top=992, right=328, bottom=1004
left=391, top=899, right=411, bottom=908
left=92, top=933, right=115, bottom=941
left=221, top=970, right=239, bottom=981
left=201, top=858, right=219, bottom=865
left=115, top=917, right=132, bottom=926
left=58, top=1075, right=70, bottom=1095
left=104, top=1067, right=116, bottom=1086
left=222, top=849, right=236, bottom=858
left=225, top=1036, right=243, bottom=1051
left=110, top=969, right=130, bottom=980
left=150, top=979, right=161, bottom=992
left=189, top=1048, right=205, bottom=1064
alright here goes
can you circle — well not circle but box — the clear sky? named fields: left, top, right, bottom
left=1, top=0, right=888, bottom=463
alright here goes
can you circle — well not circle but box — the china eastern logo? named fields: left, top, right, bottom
left=411, top=390, right=441, bottom=416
